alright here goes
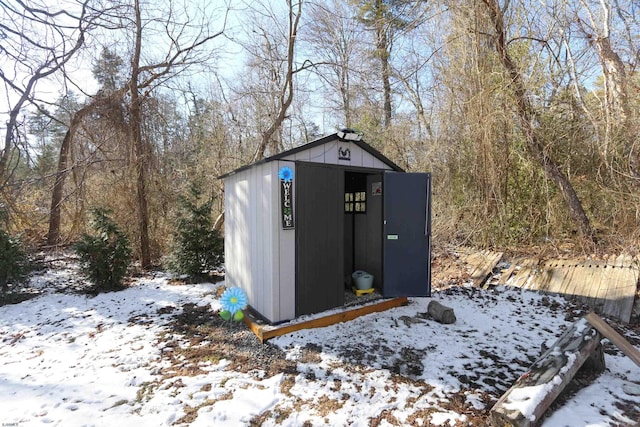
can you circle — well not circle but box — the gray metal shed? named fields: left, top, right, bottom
left=220, top=131, right=431, bottom=323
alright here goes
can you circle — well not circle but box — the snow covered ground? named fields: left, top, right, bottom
left=1, top=256, right=639, bottom=426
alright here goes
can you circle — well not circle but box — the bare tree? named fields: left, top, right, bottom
left=243, top=0, right=303, bottom=162
left=354, top=0, right=420, bottom=129
left=481, top=0, right=595, bottom=240
left=42, top=0, right=228, bottom=264
left=0, top=0, right=98, bottom=191
left=116, top=1, right=227, bottom=267
left=571, top=0, right=640, bottom=182
left=46, top=88, right=127, bottom=245
left=304, top=0, right=363, bottom=126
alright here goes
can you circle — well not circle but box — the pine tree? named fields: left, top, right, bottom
left=74, top=209, right=132, bottom=293
left=169, top=183, right=224, bottom=281
left=0, top=210, right=30, bottom=294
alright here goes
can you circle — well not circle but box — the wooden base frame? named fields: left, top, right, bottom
left=244, top=297, right=409, bottom=343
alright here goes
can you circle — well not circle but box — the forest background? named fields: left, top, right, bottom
left=1, top=0, right=639, bottom=268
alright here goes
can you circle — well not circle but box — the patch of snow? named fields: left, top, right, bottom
left=1, top=261, right=638, bottom=425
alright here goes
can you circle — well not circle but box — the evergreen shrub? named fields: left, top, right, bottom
left=0, top=228, right=30, bottom=294
left=169, top=183, right=224, bottom=281
left=75, top=208, right=131, bottom=293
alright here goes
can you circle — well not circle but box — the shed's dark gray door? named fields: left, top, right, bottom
left=383, top=172, right=431, bottom=297
left=296, top=164, right=344, bottom=316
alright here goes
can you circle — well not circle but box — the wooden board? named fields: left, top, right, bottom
left=507, top=258, right=539, bottom=289
left=490, top=317, right=602, bottom=427
left=461, top=249, right=503, bottom=287
left=244, top=297, right=409, bottom=343
left=503, top=255, right=638, bottom=323
left=601, top=255, right=637, bottom=322
left=498, top=261, right=518, bottom=285
left=585, top=312, right=640, bottom=368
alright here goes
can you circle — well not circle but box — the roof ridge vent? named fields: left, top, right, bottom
left=337, top=128, right=363, bottom=141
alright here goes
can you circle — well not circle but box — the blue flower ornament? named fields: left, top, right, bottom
left=219, top=287, right=248, bottom=321
left=279, top=166, right=293, bottom=182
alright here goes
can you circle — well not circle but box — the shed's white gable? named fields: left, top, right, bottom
left=281, top=139, right=393, bottom=170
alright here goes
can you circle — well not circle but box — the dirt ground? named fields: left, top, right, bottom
left=157, top=245, right=639, bottom=425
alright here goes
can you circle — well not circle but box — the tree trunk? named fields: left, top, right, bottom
left=578, top=0, right=630, bottom=166
left=47, top=91, right=126, bottom=245
left=340, top=65, right=351, bottom=126
left=47, top=120, right=75, bottom=245
left=380, top=33, right=392, bottom=129
left=0, top=8, right=87, bottom=191
left=482, top=0, right=595, bottom=241
left=375, top=0, right=392, bottom=129
left=251, top=0, right=302, bottom=162
left=132, top=0, right=151, bottom=268
left=1, top=92, right=30, bottom=189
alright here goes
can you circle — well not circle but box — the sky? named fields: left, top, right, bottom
left=1, top=255, right=638, bottom=426
left=0, top=0, right=239, bottom=132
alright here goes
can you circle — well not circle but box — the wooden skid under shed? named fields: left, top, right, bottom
left=502, top=255, right=638, bottom=323
left=244, top=297, right=409, bottom=343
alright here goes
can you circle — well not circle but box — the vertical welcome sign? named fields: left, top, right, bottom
left=279, top=166, right=294, bottom=229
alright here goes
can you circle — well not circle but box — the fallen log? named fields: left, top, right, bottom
left=427, top=300, right=456, bottom=324
left=490, top=317, right=602, bottom=427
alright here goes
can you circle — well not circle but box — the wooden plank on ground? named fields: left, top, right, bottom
left=244, top=297, right=409, bottom=343
left=556, top=259, right=579, bottom=296
left=574, top=260, right=604, bottom=304
left=563, top=260, right=590, bottom=299
left=537, top=260, right=565, bottom=293
left=464, top=249, right=503, bottom=287
left=498, top=261, right=517, bottom=285
left=490, top=317, right=602, bottom=427
left=502, top=254, right=637, bottom=323
left=588, top=255, right=617, bottom=312
left=508, top=259, right=538, bottom=289
left=585, top=312, right=640, bottom=368
left=601, top=255, right=638, bottom=323
left=558, top=260, right=578, bottom=295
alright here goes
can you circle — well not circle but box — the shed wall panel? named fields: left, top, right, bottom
left=293, top=150, right=310, bottom=161
left=324, top=142, right=339, bottom=165
left=255, top=164, right=272, bottom=318
left=361, top=153, right=374, bottom=168
left=251, top=163, right=277, bottom=321
left=224, top=175, right=250, bottom=292
left=247, top=169, right=261, bottom=314
left=276, top=161, right=296, bottom=321
left=224, top=165, right=277, bottom=322
left=225, top=161, right=298, bottom=323
left=348, top=143, right=363, bottom=165
left=308, top=144, right=328, bottom=163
